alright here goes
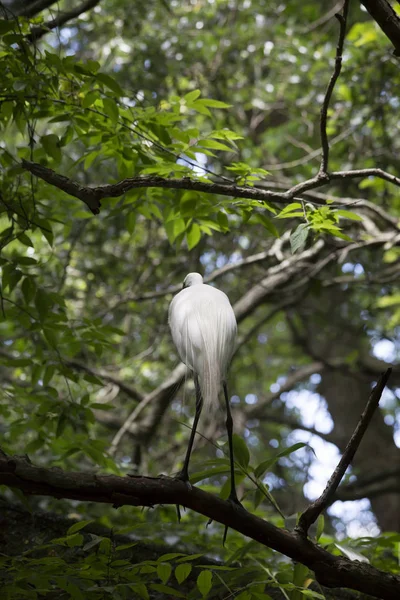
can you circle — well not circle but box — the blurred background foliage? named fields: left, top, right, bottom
left=0, top=0, right=400, bottom=598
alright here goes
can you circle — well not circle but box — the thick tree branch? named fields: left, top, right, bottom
left=21, top=159, right=400, bottom=215
left=296, top=368, right=392, bottom=536
left=0, top=451, right=399, bottom=598
left=361, top=0, right=400, bottom=56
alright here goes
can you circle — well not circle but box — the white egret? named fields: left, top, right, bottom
left=169, top=272, right=240, bottom=506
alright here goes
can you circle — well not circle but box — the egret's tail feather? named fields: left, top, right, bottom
left=194, top=306, right=231, bottom=412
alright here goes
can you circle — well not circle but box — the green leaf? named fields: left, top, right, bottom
left=254, top=443, right=308, bottom=478
left=175, top=563, right=192, bottom=584
left=217, top=211, right=229, bottom=230
left=56, top=411, right=68, bottom=437
left=82, top=91, right=99, bottom=108
left=43, top=365, right=55, bottom=386
left=157, top=562, right=172, bottom=584
left=66, top=533, right=84, bottom=547
left=197, top=570, right=213, bottom=597
left=176, top=553, right=204, bottom=563
left=18, top=233, right=34, bottom=247
left=197, top=139, right=233, bottom=152
left=195, top=98, right=231, bottom=109
left=316, top=514, right=324, bottom=541
left=35, top=288, right=52, bottom=321
left=150, top=584, right=185, bottom=598
left=187, top=223, right=201, bottom=250
left=291, top=562, right=309, bottom=600
left=41, top=134, right=61, bottom=163
left=335, top=209, right=363, bottom=221
left=67, top=520, right=93, bottom=535
left=184, top=89, right=201, bottom=103
left=103, top=98, right=119, bottom=124
left=232, top=434, right=250, bottom=468
left=0, top=20, right=16, bottom=34
left=257, top=213, right=279, bottom=237
left=277, top=203, right=303, bottom=219
left=115, top=542, right=138, bottom=551
left=290, top=223, right=309, bottom=253
left=158, top=553, right=185, bottom=561
left=189, top=465, right=231, bottom=484
left=96, top=72, right=124, bottom=96
left=129, top=583, right=149, bottom=600
left=43, top=327, right=58, bottom=348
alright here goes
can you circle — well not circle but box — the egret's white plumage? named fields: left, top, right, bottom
left=169, top=272, right=237, bottom=411
left=169, top=273, right=240, bottom=517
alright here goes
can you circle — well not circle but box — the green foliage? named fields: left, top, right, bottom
left=0, top=0, right=399, bottom=598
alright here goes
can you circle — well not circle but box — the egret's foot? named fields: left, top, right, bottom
left=222, top=494, right=245, bottom=546
left=174, top=471, right=192, bottom=522
left=228, top=491, right=244, bottom=509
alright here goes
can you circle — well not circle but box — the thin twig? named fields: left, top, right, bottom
left=296, top=368, right=392, bottom=536
left=319, top=0, right=349, bottom=174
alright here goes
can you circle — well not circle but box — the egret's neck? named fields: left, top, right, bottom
left=183, top=272, right=203, bottom=287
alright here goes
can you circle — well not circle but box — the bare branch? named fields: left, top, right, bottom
left=246, top=362, right=324, bottom=419
left=319, top=0, right=349, bottom=174
left=286, top=168, right=400, bottom=199
left=335, top=466, right=400, bottom=503
left=105, top=233, right=291, bottom=308
left=0, top=451, right=399, bottom=599
left=296, top=369, right=392, bottom=536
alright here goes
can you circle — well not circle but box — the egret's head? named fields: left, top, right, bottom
left=182, top=272, right=203, bottom=288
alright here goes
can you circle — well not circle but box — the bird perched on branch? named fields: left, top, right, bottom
left=169, top=272, right=240, bottom=507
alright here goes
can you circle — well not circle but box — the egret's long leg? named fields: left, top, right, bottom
left=223, top=382, right=239, bottom=503
left=178, top=374, right=203, bottom=482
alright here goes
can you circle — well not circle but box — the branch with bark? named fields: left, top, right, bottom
left=296, top=368, right=392, bottom=535
left=21, top=159, right=400, bottom=216
left=361, top=0, right=400, bottom=56
left=318, top=0, right=349, bottom=174
left=26, top=0, right=101, bottom=42
left=0, top=369, right=397, bottom=599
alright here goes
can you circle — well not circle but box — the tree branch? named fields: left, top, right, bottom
left=319, top=0, right=349, bottom=174
left=0, top=450, right=399, bottom=599
left=66, top=359, right=143, bottom=402
left=13, top=0, right=58, bottom=18
left=27, top=0, right=101, bottom=43
left=296, top=368, right=392, bottom=536
left=334, top=466, right=400, bottom=502
left=21, top=159, right=400, bottom=215
left=361, top=0, right=400, bottom=56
